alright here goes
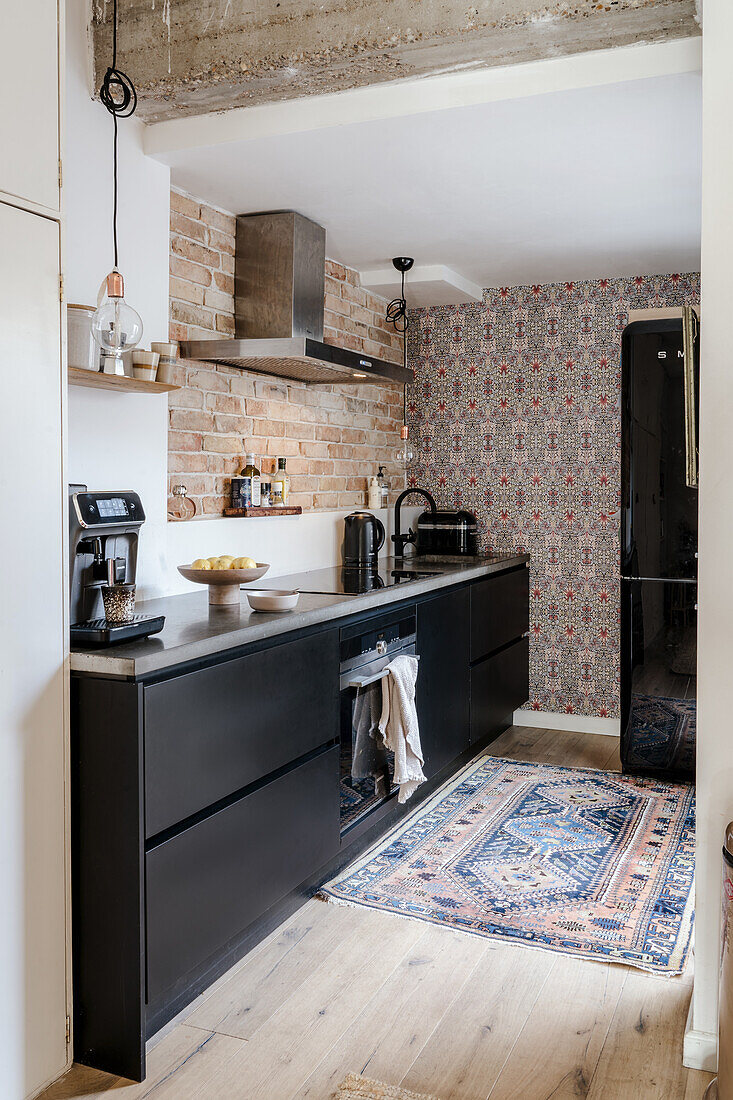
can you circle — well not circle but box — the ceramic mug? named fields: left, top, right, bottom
left=132, top=350, right=160, bottom=381
left=151, top=342, right=179, bottom=383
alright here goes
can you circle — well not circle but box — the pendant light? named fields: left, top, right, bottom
left=385, top=256, right=414, bottom=468
left=90, top=0, right=143, bottom=366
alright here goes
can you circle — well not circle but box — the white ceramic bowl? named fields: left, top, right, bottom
left=178, top=562, right=270, bottom=605
left=245, top=589, right=300, bottom=612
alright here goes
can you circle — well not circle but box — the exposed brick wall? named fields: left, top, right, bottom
left=169, top=191, right=236, bottom=340
left=324, top=261, right=402, bottom=366
left=167, top=189, right=405, bottom=515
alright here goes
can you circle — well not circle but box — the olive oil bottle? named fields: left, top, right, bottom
left=271, top=457, right=290, bottom=506
left=241, top=453, right=261, bottom=507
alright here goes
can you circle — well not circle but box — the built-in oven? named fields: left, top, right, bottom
left=339, top=607, right=417, bottom=837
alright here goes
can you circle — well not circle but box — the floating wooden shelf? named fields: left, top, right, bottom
left=224, top=505, right=303, bottom=518
left=68, top=366, right=180, bottom=394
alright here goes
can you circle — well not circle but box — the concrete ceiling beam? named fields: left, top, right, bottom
left=91, top=0, right=700, bottom=124
left=143, top=37, right=702, bottom=158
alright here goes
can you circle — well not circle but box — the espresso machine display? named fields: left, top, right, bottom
left=69, top=485, right=165, bottom=646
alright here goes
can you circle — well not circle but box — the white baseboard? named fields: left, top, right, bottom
left=684, top=998, right=718, bottom=1072
left=512, top=709, right=620, bottom=737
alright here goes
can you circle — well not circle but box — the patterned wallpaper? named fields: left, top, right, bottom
left=407, top=274, right=700, bottom=719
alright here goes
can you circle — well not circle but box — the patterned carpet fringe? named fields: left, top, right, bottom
left=336, top=1073, right=439, bottom=1099
left=321, top=755, right=695, bottom=976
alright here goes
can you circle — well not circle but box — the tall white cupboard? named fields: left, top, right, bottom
left=0, top=0, right=69, bottom=1096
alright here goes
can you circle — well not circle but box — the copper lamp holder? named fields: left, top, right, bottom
left=106, top=270, right=124, bottom=298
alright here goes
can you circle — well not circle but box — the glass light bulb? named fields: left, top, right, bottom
left=91, top=271, right=143, bottom=354
left=394, top=442, right=411, bottom=468
left=395, top=425, right=414, bottom=468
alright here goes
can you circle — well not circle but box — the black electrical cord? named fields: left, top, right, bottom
left=99, top=0, right=137, bottom=268
left=386, top=266, right=410, bottom=423
left=386, top=267, right=409, bottom=336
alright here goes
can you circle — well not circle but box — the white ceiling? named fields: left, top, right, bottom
left=360, top=264, right=483, bottom=308
left=158, top=71, right=701, bottom=296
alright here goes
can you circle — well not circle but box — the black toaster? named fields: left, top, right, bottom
left=416, top=509, right=478, bottom=556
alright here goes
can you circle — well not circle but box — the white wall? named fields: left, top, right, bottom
left=65, top=0, right=170, bottom=597
left=66, top=389, right=169, bottom=597
left=685, top=0, right=733, bottom=1071
left=164, top=505, right=422, bottom=594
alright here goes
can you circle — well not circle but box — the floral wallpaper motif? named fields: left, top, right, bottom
left=407, top=274, right=701, bottom=719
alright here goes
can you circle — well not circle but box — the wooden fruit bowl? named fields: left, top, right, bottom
left=178, top=563, right=270, bottom=605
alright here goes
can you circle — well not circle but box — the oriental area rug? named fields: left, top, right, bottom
left=321, top=756, right=695, bottom=975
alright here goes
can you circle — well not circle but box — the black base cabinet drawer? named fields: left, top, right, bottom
left=471, top=567, right=529, bottom=663
left=145, top=746, right=339, bottom=1004
left=144, top=629, right=338, bottom=837
left=416, top=588, right=470, bottom=778
left=470, top=637, right=529, bottom=744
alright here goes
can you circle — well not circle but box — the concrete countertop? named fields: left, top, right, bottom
left=70, top=553, right=529, bottom=680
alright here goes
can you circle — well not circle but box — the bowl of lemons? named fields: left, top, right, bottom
left=178, top=556, right=270, bottom=606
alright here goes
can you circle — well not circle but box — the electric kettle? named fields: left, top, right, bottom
left=343, top=511, right=385, bottom=568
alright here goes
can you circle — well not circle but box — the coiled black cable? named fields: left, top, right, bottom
left=99, top=0, right=137, bottom=268
left=386, top=265, right=411, bottom=422
left=386, top=275, right=409, bottom=336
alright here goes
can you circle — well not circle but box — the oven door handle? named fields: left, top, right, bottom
left=348, top=668, right=390, bottom=691
left=347, top=655, right=419, bottom=691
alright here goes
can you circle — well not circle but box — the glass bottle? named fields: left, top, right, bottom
left=241, top=453, right=261, bottom=507
left=271, top=457, right=290, bottom=506
left=377, top=465, right=390, bottom=508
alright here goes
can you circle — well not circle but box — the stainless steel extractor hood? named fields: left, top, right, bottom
left=180, top=212, right=410, bottom=385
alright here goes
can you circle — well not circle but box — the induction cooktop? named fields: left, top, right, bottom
left=241, top=562, right=444, bottom=596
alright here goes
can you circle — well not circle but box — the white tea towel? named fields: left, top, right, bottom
left=378, top=654, right=425, bottom=803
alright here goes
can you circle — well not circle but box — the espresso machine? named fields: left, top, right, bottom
left=69, top=484, right=165, bottom=646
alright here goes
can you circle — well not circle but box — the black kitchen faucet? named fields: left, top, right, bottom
left=392, top=487, right=437, bottom=558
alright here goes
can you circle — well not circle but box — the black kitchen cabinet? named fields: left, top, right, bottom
left=72, top=677, right=146, bottom=1082
left=71, top=561, right=529, bottom=1082
left=417, top=587, right=471, bottom=777
left=471, top=567, right=529, bottom=663
left=145, top=630, right=339, bottom=836
left=72, top=627, right=340, bottom=1081
left=471, top=636, right=530, bottom=744
left=146, top=746, right=339, bottom=1003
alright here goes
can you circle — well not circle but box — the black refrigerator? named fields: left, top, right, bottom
left=620, top=310, right=699, bottom=783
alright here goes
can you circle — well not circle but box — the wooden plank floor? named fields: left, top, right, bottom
left=43, top=726, right=712, bottom=1100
